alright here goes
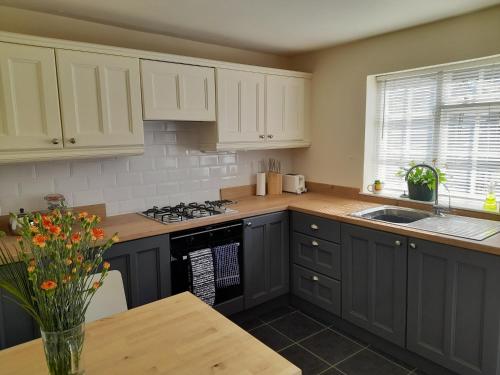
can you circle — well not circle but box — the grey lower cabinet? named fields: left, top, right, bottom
left=243, top=211, right=289, bottom=309
left=0, top=287, right=39, bottom=349
left=103, top=234, right=171, bottom=309
left=341, top=223, right=407, bottom=347
left=407, top=238, right=500, bottom=375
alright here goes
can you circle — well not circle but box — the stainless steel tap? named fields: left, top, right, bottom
left=405, top=163, right=444, bottom=216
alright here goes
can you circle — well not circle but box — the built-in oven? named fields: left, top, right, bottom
left=170, top=220, right=243, bottom=311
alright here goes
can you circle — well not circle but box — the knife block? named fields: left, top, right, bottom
left=267, top=172, right=283, bottom=195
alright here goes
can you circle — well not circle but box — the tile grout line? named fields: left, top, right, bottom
left=327, top=345, right=370, bottom=368
left=364, top=346, right=417, bottom=373
left=327, top=326, right=369, bottom=347
left=295, top=341, right=335, bottom=367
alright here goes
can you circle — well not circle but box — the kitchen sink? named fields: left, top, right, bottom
left=350, top=206, right=433, bottom=224
left=350, top=205, right=500, bottom=241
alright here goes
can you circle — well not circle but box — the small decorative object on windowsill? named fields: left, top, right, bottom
left=367, top=180, right=384, bottom=194
left=0, top=209, right=118, bottom=375
left=483, top=181, right=498, bottom=212
left=397, top=161, right=447, bottom=202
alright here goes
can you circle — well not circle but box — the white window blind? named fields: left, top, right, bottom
left=374, top=61, right=500, bottom=201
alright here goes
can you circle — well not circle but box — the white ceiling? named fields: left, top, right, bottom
left=2, top=0, right=500, bottom=55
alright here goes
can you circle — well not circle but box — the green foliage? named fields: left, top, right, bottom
left=397, top=161, right=447, bottom=191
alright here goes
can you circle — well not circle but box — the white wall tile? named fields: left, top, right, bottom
left=0, top=124, right=293, bottom=216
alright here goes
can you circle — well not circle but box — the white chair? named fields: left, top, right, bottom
left=85, top=270, right=128, bottom=323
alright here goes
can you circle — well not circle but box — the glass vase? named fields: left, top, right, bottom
left=40, top=324, right=85, bottom=375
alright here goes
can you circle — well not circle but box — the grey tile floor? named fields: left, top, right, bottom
left=230, top=306, right=426, bottom=375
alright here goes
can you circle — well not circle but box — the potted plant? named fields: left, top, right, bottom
left=397, top=161, right=447, bottom=202
left=0, top=209, right=118, bottom=375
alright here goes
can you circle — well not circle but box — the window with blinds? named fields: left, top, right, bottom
left=374, top=61, right=500, bottom=201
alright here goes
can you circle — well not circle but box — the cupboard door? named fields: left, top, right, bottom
left=266, top=75, right=306, bottom=141
left=216, top=69, right=265, bottom=143
left=103, top=234, right=171, bottom=309
left=0, top=42, right=62, bottom=151
left=341, top=224, right=407, bottom=347
left=141, top=60, right=216, bottom=121
left=407, top=239, right=500, bottom=375
left=56, top=50, right=143, bottom=148
left=243, top=212, right=289, bottom=309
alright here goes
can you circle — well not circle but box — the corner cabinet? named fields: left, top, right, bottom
left=243, top=212, right=290, bottom=309
left=407, top=238, right=500, bottom=375
left=56, top=50, right=144, bottom=149
left=341, top=224, right=408, bottom=347
left=200, top=68, right=311, bottom=151
left=140, top=60, right=216, bottom=121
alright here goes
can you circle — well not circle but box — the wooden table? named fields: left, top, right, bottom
left=0, top=292, right=301, bottom=374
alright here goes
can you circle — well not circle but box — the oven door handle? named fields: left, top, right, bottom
left=170, top=222, right=243, bottom=241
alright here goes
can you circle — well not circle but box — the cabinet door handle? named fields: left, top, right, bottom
left=267, top=134, right=274, bottom=139
left=51, top=138, right=60, bottom=145
left=259, top=135, right=265, bottom=139
left=246, top=222, right=252, bottom=227
left=68, top=137, right=76, bottom=144
left=409, top=243, right=417, bottom=249
left=312, top=275, right=319, bottom=281
left=311, top=240, right=319, bottom=247
left=395, top=240, right=401, bottom=246
left=310, top=224, right=319, bottom=230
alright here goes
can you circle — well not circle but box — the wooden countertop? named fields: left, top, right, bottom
left=0, top=292, right=301, bottom=375
left=2, top=192, right=500, bottom=257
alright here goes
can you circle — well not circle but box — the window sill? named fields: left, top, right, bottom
left=359, top=190, right=500, bottom=218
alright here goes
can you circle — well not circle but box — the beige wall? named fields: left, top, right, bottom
left=289, top=5, right=500, bottom=189
left=0, top=6, right=290, bottom=69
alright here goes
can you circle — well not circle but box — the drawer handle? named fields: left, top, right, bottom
left=312, top=275, right=319, bottom=281
left=409, top=243, right=417, bottom=249
left=310, top=224, right=319, bottom=230
left=259, top=135, right=265, bottom=139
left=68, top=137, right=76, bottom=144
left=311, top=240, right=319, bottom=247
left=395, top=240, right=401, bottom=246
left=51, top=138, right=60, bottom=145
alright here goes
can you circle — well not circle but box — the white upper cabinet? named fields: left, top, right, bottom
left=266, top=75, right=306, bottom=141
left=141, top=60, right=216, bottom=121
left=0, top=42, right=62, bottom=151
left=56, top=50, right=144, bottom=148
left=217, top=69, right=265, bottom=143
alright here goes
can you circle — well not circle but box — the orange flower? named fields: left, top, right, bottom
left=91, top=228, right=105, bottom=241
left=60, top=232, right=67, bottom=240
left=40, top=280, right=57, bottom=291
left=32, top=234, right=47, bottom=248
left=111, top=234, right=119, bottom=243
left=29, top=259, right=36, bottom=266
left=48, top=225, right=61, bottom=236
left=30, top=225, right=39, bottom=234
left=76, top=254, right=83, bottom=264
left=65, top=243, right=72, bottom=250
left=41, top=215, right=52, bottom=229
left=92, top=281, right=101, bottom=290
left=71, top=233, right=81, bottom=244
left=27, top=265, right=35, bottom=273
left=103, top=261, right=110, bottom=270
left=65, top=258, right=73, bottom=266
left=16, top=236, right=22, bottom=243
left=78, top=211, right=88, bottom=219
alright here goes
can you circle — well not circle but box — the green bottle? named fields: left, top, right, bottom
left=483, top=181, right=498, bottom=212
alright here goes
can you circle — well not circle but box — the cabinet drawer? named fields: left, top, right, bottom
left=292, top=233, right=341, bottom=279
left=292, top=212, right=340, bottom=243
left=292, top=264, right=341, bottom=316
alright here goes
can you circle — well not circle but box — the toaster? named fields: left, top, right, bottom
left=283, top=174, right=306, bottom=194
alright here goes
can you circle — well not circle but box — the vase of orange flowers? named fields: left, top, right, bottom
left=0, top=209, right=118, bottom=375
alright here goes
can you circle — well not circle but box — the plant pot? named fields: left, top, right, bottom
left=41, top=323, right=85, bottom=375
left=407, top=181, right=435, bottom=202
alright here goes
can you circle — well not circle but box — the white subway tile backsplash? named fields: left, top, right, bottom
left=117, top=172, right=143, bottom=186
left=199, top=155, right=219, bottom=166
left=132, top=184, right=157, bottom=198
left=0, top=124, right=293, bottom=216
left=143, top=170, right=168, bottom=184
left=73, top=189, right=104, bottom=206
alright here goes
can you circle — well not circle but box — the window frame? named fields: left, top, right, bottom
left=363, top=53, right=500, bottom=208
